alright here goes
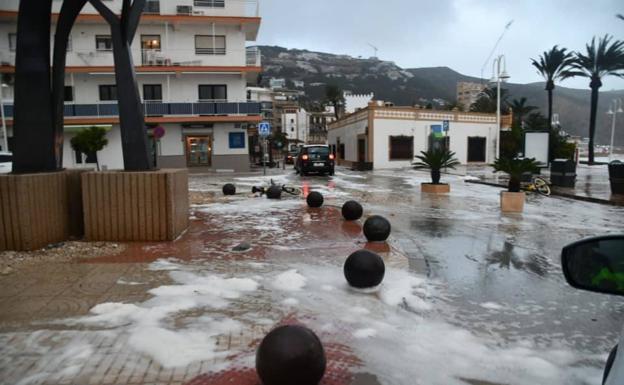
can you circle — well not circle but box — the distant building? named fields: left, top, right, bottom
left=293, top=80, right=305, bottom=88
left=270, top=78, right=287, bottom=89
left=282, top=107, right=308, bottom=149
left=270, top=89, right=300, bottom=136
left=328, top=100, right=505, bottom=169
left=308, top=106, right=336, bottom=144
left=344, top=91, right=374, bottom=114
left=457, top=82, right=486, bottom=111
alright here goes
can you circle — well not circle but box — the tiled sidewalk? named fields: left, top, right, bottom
left=0, top=198, right=401, bottom=385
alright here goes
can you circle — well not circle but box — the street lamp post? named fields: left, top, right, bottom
left=0, top=83, right=8, bottom=152
left=607, top=98, right=623, bottom=162
left=490, top=55, right=510, bottom=159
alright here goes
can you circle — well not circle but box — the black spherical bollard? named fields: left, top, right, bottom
left=306, top=191, right=324, bottom=208
left=363, top=215, right=391, bottom=242
left=344, top=249, right=385, bottom=288
left=256, top=325, right=326, bottom=385
left=342, top=200, right=363, bottom=221
left=222, top=183, right=236, bottom=196
left=266, top=185, right=282, bottom=200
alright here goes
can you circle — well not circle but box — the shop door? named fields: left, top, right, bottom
left=186, top=136, right=212, bottom=167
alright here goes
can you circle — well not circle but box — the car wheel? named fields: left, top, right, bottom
left=603, top=345, right=618, bottom=385
left=302, top=171, right=308, bottom=177
left=329, top=169, right=335, bottom=176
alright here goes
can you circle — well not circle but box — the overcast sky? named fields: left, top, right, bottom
left=256, top=0, right=624, bottom=90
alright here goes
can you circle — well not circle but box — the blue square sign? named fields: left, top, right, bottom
left=258, top=122, right=271, bottom=137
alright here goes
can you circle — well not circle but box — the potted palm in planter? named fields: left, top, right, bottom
left=413, top=149, right=460, bottom=193
left=492, top=157, right=540, bottom=212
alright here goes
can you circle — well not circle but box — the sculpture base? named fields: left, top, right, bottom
left=82, top=169, right=189, bottom=241
left=0, top=171, right=84, bottom=251
left=500, top=191, right=525, bottom=213
left=421, top=183, right=450, bottom=194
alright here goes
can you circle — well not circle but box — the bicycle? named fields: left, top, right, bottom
left=523, top=176, right=551, bottom=196
left=252, top=179, right=302, bottom=196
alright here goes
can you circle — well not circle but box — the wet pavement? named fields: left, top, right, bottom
left=1, top=166, right=624, bottom=385
left=453, top=163, right=624, bottom=206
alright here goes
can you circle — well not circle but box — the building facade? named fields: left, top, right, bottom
left=457, top=81, right=486, bottom=111
left=343, top=91, right=374, bottom=114
left=281, top=107, right=308, bottom=150
left=0, top=0, right=262, bottom=172
left=308, top=107, right=336, bottom=144
left=328, top=101, right=503, bottom=169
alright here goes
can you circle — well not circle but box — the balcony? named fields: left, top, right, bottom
left=245, top=47, right=261, bottom=67
left=2, top=102, right=261, bottom=119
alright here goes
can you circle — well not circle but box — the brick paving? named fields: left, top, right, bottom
left=0, top=193, right=402, bottom=385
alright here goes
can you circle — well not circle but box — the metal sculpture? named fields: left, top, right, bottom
left=86, top=0, right=152, bottom=171
left=52, top=0, right=88, bottom=169
left=12, top=0, right=57, bottom=173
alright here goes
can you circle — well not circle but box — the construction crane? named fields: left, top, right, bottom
left=367, top=43, right=379, bottom=59
left=480, top=20, right=514, bottom=83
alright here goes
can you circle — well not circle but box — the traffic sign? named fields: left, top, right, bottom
left=258, top=122, right=271, bottom=137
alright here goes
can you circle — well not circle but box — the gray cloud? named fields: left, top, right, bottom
left=257, top=0, right=624, bottom=90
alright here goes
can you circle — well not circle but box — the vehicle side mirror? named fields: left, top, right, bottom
left=562, top=235, right=624, bottom=296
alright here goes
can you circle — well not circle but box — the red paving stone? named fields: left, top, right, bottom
left=184, top=316, right=362, bottom=385
left=86, top=204, right=376, bottom=265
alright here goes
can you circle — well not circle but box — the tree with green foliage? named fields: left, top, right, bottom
left=413, top=149, right=460, bottom=185
left=530, top=46, right=577, bottom=129
left=509, top=97, right=537, bottom=127
left=470, top=87, right=509, bottom=114
left=325, top=85, right=345, bottom=119
left=70, top=126, right=109, bottom=171
left=571, top=35, right=624, bottom=164
left=492, top=157, right=540, bottom=192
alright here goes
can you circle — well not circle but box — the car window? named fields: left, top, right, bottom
left=307, top=147, right=329, bottom=156
left=0, top=154, right=12, bottom=162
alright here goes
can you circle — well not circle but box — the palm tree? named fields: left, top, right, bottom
left=470, top=87, right=509, bottom=113
left=509, top=97, right=537, bottom=127
left=571, top=35, right=624, bottom=164
left=413, top=149, right=460, bottom=185
left=531, top=46, right=577, bottom=130
left=325, top=85, right=345, bottom=119
left=617, top=14, right=624, bottom=21
left=492, top=157, right=540, bottom=192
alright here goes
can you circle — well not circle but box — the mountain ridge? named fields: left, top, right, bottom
left=257, top=45, right=624, bottom=145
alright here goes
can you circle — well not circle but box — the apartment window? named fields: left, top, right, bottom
left=198, top=85, right=227, bottom=101
left=194, top=0, right=225, bottom=7
left=64, top=86, right=74, bottom=102
left=9, top=33, right=17, bottom=51
left=389, top=136, right=414, bottom=160
left=95, top=35, right=113, bottom=51
left=99, top=85, right=118, bottom=101
left=195, top=35, right=226, bottom=55
left=143, top=84, right=162, bottom=101
left=141, top=35, right=161, bottom=50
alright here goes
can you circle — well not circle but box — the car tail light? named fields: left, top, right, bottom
left=329, top=154, right=335, bottom=160
left=302, top=154, right=309, bottom=161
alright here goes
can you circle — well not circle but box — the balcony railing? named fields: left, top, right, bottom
left=1, top=102, right=261, bottom=119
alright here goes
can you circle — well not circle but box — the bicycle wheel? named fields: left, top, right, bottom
left=282, top=186, right=302, bottom=196
left=533, top=177, right=551, bottom=196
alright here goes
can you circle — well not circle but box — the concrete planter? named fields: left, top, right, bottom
left=500, top=191, right=525, bottom=213
left=0, top=170, right=85, bottom=251
left=421, top=183, right=450, bottom=194
left=81, top=169, right=189, bottom=242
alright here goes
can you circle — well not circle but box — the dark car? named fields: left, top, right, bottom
left=295, top=145, right=335, bottom=176
left=285, top=150, right=299, bottom=165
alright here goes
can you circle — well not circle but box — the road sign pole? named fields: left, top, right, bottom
left=263, top=138, right=267, bottom=176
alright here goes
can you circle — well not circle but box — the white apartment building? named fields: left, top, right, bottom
left=281, top=107, right=308, bottom=149
left=328, top=101, right=504, bottom=169
left=0, top=0, right=262, bottom=172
